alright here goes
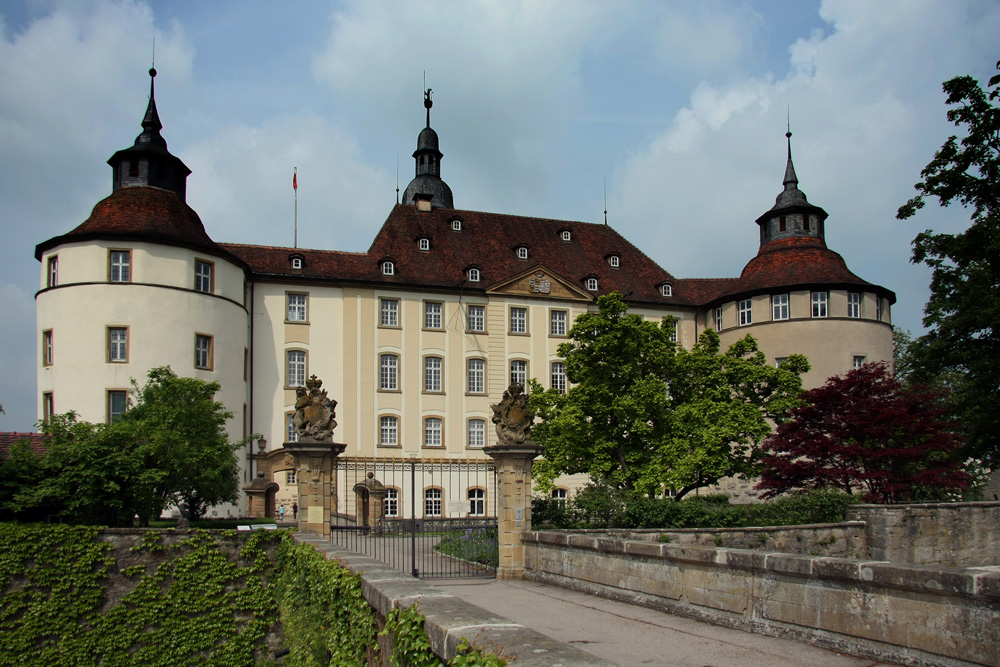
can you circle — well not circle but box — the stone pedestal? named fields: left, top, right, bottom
left=484, top=442, right=543, bottom=580
left=283, top=440, right=346, bottom=539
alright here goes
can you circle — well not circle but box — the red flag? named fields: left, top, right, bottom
left=293, top=171, right=297, bottom=191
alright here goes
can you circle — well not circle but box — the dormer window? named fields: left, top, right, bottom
left=418, top=238, right=430, bottom=251
left=561, top=230, right=571, bottom=242
left=586, top=277, right=598, bottom=292
left=468, top=268, right=480, bottom=282
left=608, top=255, right=620, bottom=268
left=382, top=261, right=395, bottom=276
left=661, top=284, right=672, bottom=297
left=451, top=219, right=462, bottom=231
left=517, top=247, right=528, bottom=260
left=290, top=256, right=303, bottom=270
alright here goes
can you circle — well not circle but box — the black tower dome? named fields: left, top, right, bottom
left=402, top=88, right=454, bottom=209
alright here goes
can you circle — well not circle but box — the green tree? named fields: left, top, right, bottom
left=897, top=58, right=1000, bottom=464
left=530, top=293, right=808, bottom=500
left=8, top=367, right=244, bottom=526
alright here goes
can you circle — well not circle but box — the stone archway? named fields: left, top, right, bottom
left=242, top=472, right=280, bottom=519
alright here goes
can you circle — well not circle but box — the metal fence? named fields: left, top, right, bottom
left=329, top=458, right=498, bottom=578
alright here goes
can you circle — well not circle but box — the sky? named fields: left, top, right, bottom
left=0, top=0, right=997, bottom=432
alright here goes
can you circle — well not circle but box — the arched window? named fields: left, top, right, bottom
left=468, top=488, right=486, bottom=516
left=468, top=267, right=480, bottom=282
left=418, top=238, right=430, bottom=251
left=586, top=277, right=598, bottom=292
left=382, top=261, right=395, bottom=275
left=425, top=488, right=443, bottom=516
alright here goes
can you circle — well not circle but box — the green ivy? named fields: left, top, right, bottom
left=382, top=604, right=507, bottom=667
left=0, top=524, right=285, bottom=667
left=272, top=540, right=379, bottom=666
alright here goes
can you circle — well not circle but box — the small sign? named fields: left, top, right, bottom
left=448, top=501, right=467, bottom=515
left=307, top=505, right=324, bottom=524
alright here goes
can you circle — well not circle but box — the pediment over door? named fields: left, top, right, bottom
left=486, top=265, right=593, bottom=301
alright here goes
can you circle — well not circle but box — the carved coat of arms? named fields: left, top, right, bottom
left=292, top=375, right=338, bottom=443
left=490, top=383, right=534, bottom=446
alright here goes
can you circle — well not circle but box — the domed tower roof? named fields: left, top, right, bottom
left=106, top=67, right=191, bottom=200
left=402, top=88, right=454, bottom=209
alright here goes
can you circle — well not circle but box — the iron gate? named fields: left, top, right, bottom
left=329, top=458, right=498, bottom=579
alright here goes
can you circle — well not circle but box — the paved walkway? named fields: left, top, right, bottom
left=435, top=578, right=895, bottom=667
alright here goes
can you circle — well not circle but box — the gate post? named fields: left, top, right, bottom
left=283, top=375, right=345, bottom=540
left=484, top=443, right=543, bottom=580
left=486, top=383, right=543, bottom=580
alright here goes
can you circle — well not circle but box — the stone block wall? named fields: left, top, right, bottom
left=522, top=531, right=1000, bottom=667
left=846, top=502, right=1000, bottom=566
left=612, top=522, right=867, bottom=558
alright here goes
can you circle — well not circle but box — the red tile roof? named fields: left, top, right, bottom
left=223, top=204, right=692, bottom=306
left=35, top=186, right=235, bottom=262
left=0, top=432, right=48, bottom=459
left=717, top=236, right=895, bottom=303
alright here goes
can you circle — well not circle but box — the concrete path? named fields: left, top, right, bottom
left=435, top=578, right=895, bottom=667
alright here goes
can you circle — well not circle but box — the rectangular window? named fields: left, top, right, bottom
left=107, top=390, right=127, bottom=422
left=811, top=291, right=828, bottom=318
left=195, top=334, right=213, bottom=370
left=510, top=307, right=527, bottom=333
left=42, top=330, right=53, bottom=366
left=714, top=307, right=723, bottom=331
left=876, top=297, right=883, bottom=321
left=287, top=350, right=306, bottom=387
left=379, top=416, right=398, bottom=446
left=194, top=260, right=213, bottom=293
left=467, top=359, right=485, bottom=393
left=424, top=417, right=443, bottom=447
left=286, top=470, right=297, bottom=485
left=425, top=488, right=442, bottom=517
left=772, top=294, right=789, bottom=321
left=47, top=256, right=58, bottom=288
left=380, top=298, right=399, bottom=327
left=286, top=412, right=299, bottom=443
left=468, top=419, right=486, bottom=448
left=550, top=310, right=567, bottom=336
left=510, top=360, right=527, bottom=387
left=287, top=293, right=307, bottom=322
left=424, top=357, right=442, bottom=392
left=42, top=392, right=54, bottom=424
left=467, top=305, right=485, bottom=332
left=848, top=292, right=861, bottom=318
left=380, top=354, right=398, bottom=390
left=738, top=299, right=752, bottom=326
left=853, top=355, right=866, bottom=370
left=109, top=250, right=131, bottom=283
left=775, top=357, right=788, bottom=368
left=551, top=361, right=567, bottom=393
left=384, top=488, right=399, bottom=517
left=468, top=488, right=485, bottom=516
left=424, top=302, right=443, bottom=329
left=108, top=327, right=128, bottom=363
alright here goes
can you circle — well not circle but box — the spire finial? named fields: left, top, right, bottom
left=782, top=112, right=798, bottom=191
left=603, top=177, right=608, bottom=226
left=424, top=87, right=433, bottom=128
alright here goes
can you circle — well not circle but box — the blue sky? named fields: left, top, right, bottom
left=1, top=0, right=997, bottom=431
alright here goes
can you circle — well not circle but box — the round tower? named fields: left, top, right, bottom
left=35, top=70, right=251, bottom=506
left=707, top=130, right=895, bottom=389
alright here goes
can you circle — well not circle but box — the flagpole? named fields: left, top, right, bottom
left=293, top=167, right=298, bottom=249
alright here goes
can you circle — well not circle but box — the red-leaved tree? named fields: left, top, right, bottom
left=756, top=362, right=970, bottom=503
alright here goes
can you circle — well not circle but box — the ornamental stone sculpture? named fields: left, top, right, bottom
left=490, top=383, right=534, bottom=447
left=292, top=375, right=338, bottom=443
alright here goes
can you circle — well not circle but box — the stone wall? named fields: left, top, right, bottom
left=611, top=522, right=867, bottom=558
left=522, top=531, right=1000, bottom=667
left=846, top=502, right=1000, bottom=566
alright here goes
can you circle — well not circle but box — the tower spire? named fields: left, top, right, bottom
left=782, top=120, right=798, bottom=191
left=424, top=88, right=432, bottom=128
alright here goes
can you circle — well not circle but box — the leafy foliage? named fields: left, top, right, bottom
left=532, top=487, right=855, bottom=530
left=756, top=362, right=971, bottom=503
left=896, top=58, right=1000, bottom=464
left=435, top=525, right=499, bottom=568
left=530, top=293, right=807, bottom=499
left=4, top=367, right=245, bottom=526
left=273, top=540, right=378, bottom=666
left=0, top=525, right=284, bottom=667
left=382, top=604, right=507, bottom=667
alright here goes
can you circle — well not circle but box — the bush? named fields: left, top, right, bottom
left=532, top=486, right=858, bottom=530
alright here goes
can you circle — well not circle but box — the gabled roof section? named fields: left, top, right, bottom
left=487, top=265, right=594, bottom=301
left=365, top=204, right=677, bottom=303
left=35, top=186, right=236, bottom=263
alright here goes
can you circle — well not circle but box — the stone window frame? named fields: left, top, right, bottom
left=194, top=259, right=214, bottom=294
left=549, top=309, right=567, bottom=337
left=424, top=487, right=443, bottom=517
left=423, top=416, right=444, bottom=448
left=467, top=418, right=486, bottom=448
left=424, top=301, right=444, bottom=330
left=467, top=304, right=486, bottom=332
left=468, top=487, right=486, bottom=516
left=108, top=249, right=132, bottom=283
left=380, top=298, right=400, bottom=328
left=738, top=299, right=753, bottom=326
left=509, top=306, right=528, bottom=334
left=107, top=326, right=129, bottom=363
left=41, top=329, right=53, bottom=367
left=423, top=355, right=444, bottom=393
left=551, top=361, right=567, bottom=394
left=286, top=292, right=308, bottom=323
left=194, top=333, right=214, bottom=371
left=378, top=415, right=400, bottom=447
left=467, top=358, right=486, bottom=394
left=509, top=359, right=528, bottom=388
left=379, top=353, right=400, bottom=392
left=286, top=349, right=307, bottom=388
left=107, top=388, right=128, bottom=423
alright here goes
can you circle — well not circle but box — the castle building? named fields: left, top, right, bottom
left=34, top=72, right=894, bottom=515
